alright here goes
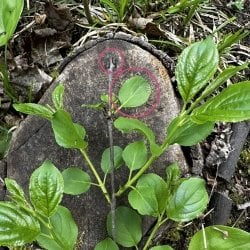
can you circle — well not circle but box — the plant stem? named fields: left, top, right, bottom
left=80, top=149, right=111, bottom=203
left=83, top=0, right=93, bottom=25
left=143, top=213, right=165, bottom=250
left=116, top=155, right=157, bottom=196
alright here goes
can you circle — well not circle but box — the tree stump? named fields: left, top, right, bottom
left=6, top=33, right=189, bottom=249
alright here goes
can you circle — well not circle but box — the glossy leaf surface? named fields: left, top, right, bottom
left=122, top=141, right=147, bottom=171
left=114, top=117, right=161, bottom=156
left=0, top=202, right=40, bottom=246
left=192, top=81, right=250, bottom=123
left=13, top=103, right=54, bottom=120
left=52, top=84, right=64, bottom=110
left=51, top=110, right=87, bottom=149
left=128, top=174, right=168, bottom=217
left=107, top=206, right=142, bottom=247
left=188, top=225, right=250, bottom=250
left=0, top=0, right=24, bottom=46
left=176, top=37, right=219, bottom=103
left=166, top=178, right=208, bottom=222
left=5, top=178, right=29, bottom=206
left=36, top=206, right=78, bottom=250
left=167, top=116, right=214, bottom=146
left=29, top=160, right=64, bottom=217
left=118, top=75, right=151, bottom=108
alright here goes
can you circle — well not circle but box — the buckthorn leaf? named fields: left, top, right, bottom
left=167, top=115, right=214, bottom=146
left=188, top=225, right=250, bottom=250
left=62, top=167, right=91, bottom=195
left=150, top=246, right=174, bottom=250
left=95, top=238, right=119, bottom=250
left=176, top=37, right=219, bottom=103
left=128, top=174, right=168, bottom=217
left=52, top=84, right=64, bottom=110
left=101, top=146, right=123, bottom=174
left=36, top=206, right=78, bottom=250
left=166, top=178, right=208, bottom=222
left=13, top=103, right=54, bottom=120
left=118, top=75, right=151, bottom=108
left=0, top=202, right=40, bottom=246
left=192, top=81, right=250, bottom=123
left=114, top=117, right=162, bottom=156
left=0, top=0, right=24, bottom=47
left=200, top=63, right=249, bottom=101
left=123, top=141, right=147, bottom=171
left=51, top=109, right=87, bottom=149
left=107, top=206, right=142, bottom=247
left=29, top=160, right=64, bottom=217
left=5, top=178, right=29, bottom=207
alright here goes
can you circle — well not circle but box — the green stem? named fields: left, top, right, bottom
left=83, top=0, right=93, bottom=25
left=143, top=213, right=165, bottom=250
left=80, top=149, right=111, bottom=204
left=116, top=155, right=157, bottom=197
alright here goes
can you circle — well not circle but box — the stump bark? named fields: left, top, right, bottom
left=6, top=34, right=189, bottom=249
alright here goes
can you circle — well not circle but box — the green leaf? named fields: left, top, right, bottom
left=176, top=37, right=219, bottom=103
left=123, top=141, right=147, bottom=171
left=118, top=75, right=151, bottom=108
left=218, top=29, right=250, bottom=54
left=0, top=202, right=40, bottom=246
left=199, top=63, right=249, bottom=101
left=36, top=206, right=78, bottom=250
left=188, top=225, right=250, bottom=250
left=52, top=84, right=64, bottom=110
left=167, top=115, right=214, bottom=146
left=192, top=81, right=250, bottom=123
left=107, top=206, right=142, bottom=247
left=165, top=163, right=181, bottom=195
left=51, top=110, right=87, bottom=149
left=62, top=167, right=91, bottom=195
left=29, top=160, right=64, bottom=217
left=101, top=146, right=123, bottom=174
left=95, top=238, right=119, bottom=250
left=166, top=178, right=208, bottom=222
left=128, top=174, right=168, bottom=217
left=13, top=103, right=54, bottom=120
left=114, top=117, right=162, bottom=156
left=0, top=0, right=24, bottom=47
left=5, top=178, right=30, bottom=207
left=150, top=246, right=174, bottom=250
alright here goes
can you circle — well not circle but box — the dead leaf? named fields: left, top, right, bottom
left=44, top=1, right=73, bottom=31
left=128, top=16, right=153, bottom=30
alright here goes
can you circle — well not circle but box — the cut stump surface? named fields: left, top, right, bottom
left=7, top=35, right=189, bottom=249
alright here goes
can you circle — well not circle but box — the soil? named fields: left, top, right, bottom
left=0, top=0, right=249, bottom=249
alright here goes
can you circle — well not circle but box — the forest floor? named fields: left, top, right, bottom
left=0, top=0, right=249, bottom=249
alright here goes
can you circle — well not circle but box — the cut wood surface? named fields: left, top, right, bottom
left=7, top=34, right=189, bottom=249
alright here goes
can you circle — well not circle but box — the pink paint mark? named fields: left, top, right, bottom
left=98, top=48, right=125, bottom=75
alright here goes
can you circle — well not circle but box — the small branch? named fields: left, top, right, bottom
left=80, top=149, right=111, bottom=203
left=143, top=213, right=165, bottom=250
left=83, top=0, right=93, bottom=25
left=116, top=155, right=157, bottom=197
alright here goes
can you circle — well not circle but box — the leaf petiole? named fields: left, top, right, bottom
left=116, top=154, right=157, bottom=197
left=80, top=149, right=111, bottom=204
left=143, top=212, right=166, bottom=250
